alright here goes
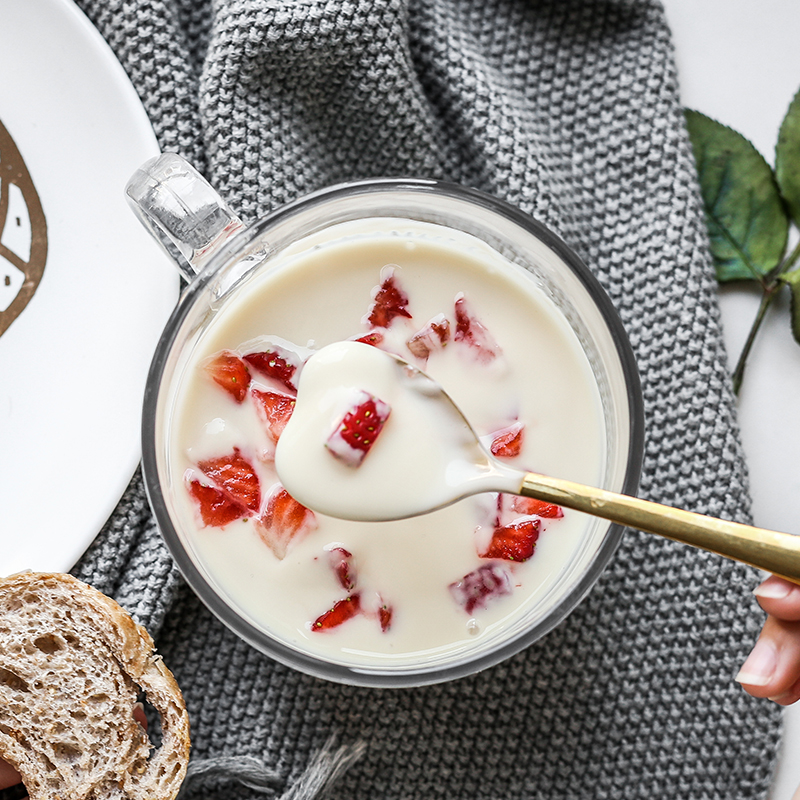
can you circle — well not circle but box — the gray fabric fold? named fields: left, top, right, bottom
left=71, top=0, right=782, bottom=797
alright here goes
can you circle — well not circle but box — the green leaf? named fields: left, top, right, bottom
left=776, top=86, right=800, bottom=227
left=780, top=268, right=800, bottom=345
left=685, top=109, right=789, bottom=282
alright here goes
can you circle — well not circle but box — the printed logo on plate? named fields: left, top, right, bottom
left=0, top=117, right=47, bottom=338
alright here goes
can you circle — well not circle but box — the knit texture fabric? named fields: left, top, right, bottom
left=70, top=0, right=782, bottom=797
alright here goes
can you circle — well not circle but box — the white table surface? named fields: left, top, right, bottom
left=662, top=2, right=800, bottom=797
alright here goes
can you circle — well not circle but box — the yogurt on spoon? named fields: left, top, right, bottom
left=275, top=340, right=523, bottom=521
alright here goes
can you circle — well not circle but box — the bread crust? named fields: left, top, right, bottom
left=0, top=572, right=190, bottom=800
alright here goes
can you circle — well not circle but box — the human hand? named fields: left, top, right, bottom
left=737, top=575, right=800, bottom=705
left=0, top=760, right=22, bottom=793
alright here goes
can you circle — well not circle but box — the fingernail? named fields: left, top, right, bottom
left=753, top=577, right=792, bottom=600
left=735, top=639, right=777, bottom=687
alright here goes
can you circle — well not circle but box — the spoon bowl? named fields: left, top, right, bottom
left=276, top=341, right=522, bottom=521
left=277, top=341, right=800, bottom=583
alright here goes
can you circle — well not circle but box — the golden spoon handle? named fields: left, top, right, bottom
left=520, top=472, right=800, bottom=583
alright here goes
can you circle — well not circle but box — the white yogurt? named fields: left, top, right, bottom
left=165, top=218, right=607, bottom=669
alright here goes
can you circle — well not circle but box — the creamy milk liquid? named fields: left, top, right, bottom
left=167, top=219, right=606, bottom=669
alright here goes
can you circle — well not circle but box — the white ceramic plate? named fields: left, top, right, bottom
left=0, top=0, right=178, bottom=576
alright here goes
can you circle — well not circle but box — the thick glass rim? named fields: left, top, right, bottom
left=141, top=178, right=645, bottom=687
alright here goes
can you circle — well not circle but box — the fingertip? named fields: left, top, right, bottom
left=737, top=616, right=800, bottom=703
left=754, top=577, right=800, bottom=620
left=0, top=759, right=22, bottom=792
left=735, top=637, right=778, bottom=694
left=769, top=676, right=800, bottom=706
left=754, top=576, right=794, bottom=600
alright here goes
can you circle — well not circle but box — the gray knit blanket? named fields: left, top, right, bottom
left=70, top=1, right=782, bottom=797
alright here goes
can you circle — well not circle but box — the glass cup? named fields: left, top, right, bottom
left=129, top=153, right=644, bottom=687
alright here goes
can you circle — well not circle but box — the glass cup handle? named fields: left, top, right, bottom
left=125, top=153, right=245, bottom=282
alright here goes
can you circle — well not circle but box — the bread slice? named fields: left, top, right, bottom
left=0, top=572, right=190, bottom=800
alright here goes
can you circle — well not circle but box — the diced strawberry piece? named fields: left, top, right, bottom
left=352, top=331, right=385, bottom=347
left=197, top=448, right=261, bottom=514
left=453, top=294, right=501, bottom=362
left=204, top=350, right=251, bottom=403
left=489, top=422, right=525, bottom=458
left=254, top=485, right=317, bottom=559
left=326, top=546, right=357, bottom=591
left=511, top=496, right=564, bottom=519
left=187, top=480, right=248, bottom=527
left=361, top=592, right=394, bottom=632
left=251, top=388, right=295, bottom=442
left=481, top=518, right=541, bottom=562
left=378, top=602, right=393, bottom=633
left=449, top=564, right=512, bottom=614
left=366, top=268, right=412, bottom=328
left=491, top=492, right=505, bottom=528
left=243, top=345, right=300, bottom=392
left=311, top=594, right=362, bottom=631
left=406, top=313, right=451, bottom=360
left=326, top=390, right=391, bottom=467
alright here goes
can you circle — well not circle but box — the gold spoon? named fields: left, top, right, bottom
left=276, top=341, right=800, bottom=583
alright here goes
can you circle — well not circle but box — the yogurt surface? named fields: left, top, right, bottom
left=164, top=218, right=607, bottom=669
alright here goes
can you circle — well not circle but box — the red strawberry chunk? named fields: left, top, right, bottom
left=198, top=448, right=261, bottom=514
left=366, top=268, right=412, bottom=328
left=406, top=313, right=451, bottom=360
left=251, top=388, right=296, bottom=442
left=489, top=422, right=525, bottom=458
left=481, top=518, right=541, bottom=562
left=188, top=480, right=248, bottom=527
left=326, top=546, right=357, bottom=591
left=352, top=331, right=385, bottom=347
left=326, top=391, right=391, bottom=467
left=491, top=491, right=505, bottom=528
left=511, top=496, right=564, bottom=519
left=453, top=294, right=501, bottom=362
left=361, top=592, right=394, bottom=632
left=449, top=563, right=512, bottom=614
left=378, top=601, right=393, bottom=633
left=243, top=345, right=300, bottom=392
left=204, top=351, right=251, bottom=403
left=312, top=594, right=362, bottom=631
left=254, top=485, right=317, bottom=559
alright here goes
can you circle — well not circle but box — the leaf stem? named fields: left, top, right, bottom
left=769, top=236, right=800, bottom=282
left=730, top=234, right=800, bottom=395
left=731, top=286, right=781, bottom=395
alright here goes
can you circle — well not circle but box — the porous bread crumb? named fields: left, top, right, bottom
left=0, top=572, right=190, bottom=800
